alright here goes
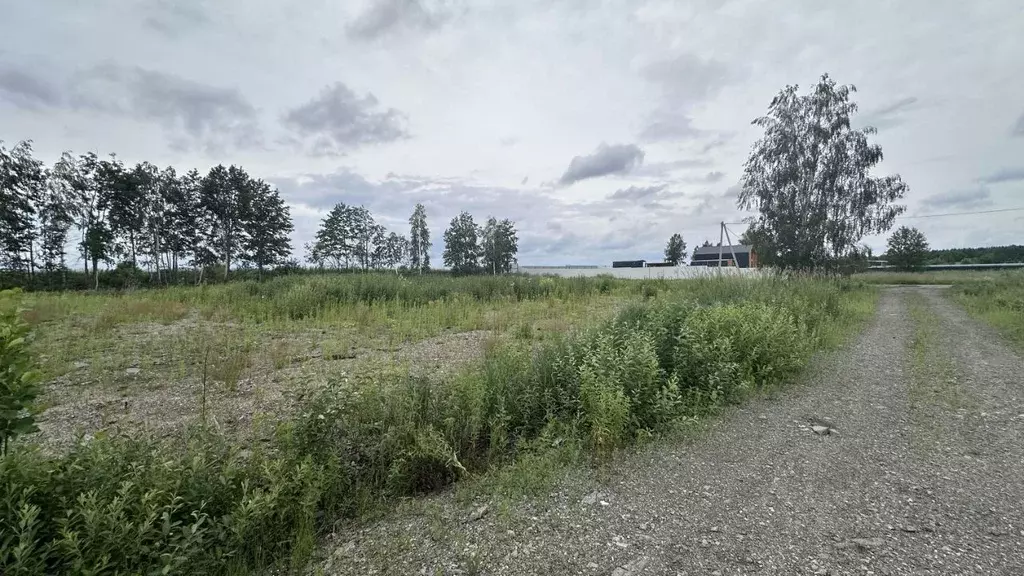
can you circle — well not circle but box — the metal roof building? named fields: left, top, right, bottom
left=690, top=245, right=758, bottom=268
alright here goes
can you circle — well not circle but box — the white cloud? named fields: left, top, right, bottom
left=1, top=0, right=1022, bottom=263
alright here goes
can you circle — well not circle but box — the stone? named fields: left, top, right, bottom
left=582, top=491, right=601, bottom=505
left=851, top=537, right=883, bottom=550
left=811, top=425, right=831, bottom=435
left=469, top=505, right=489, bottom=522
left=125, top=367, right=141, bottom=376
left=73, top=361, right=89, bottom=370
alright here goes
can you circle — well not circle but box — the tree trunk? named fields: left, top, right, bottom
left=223, top=223, right=231, bottom=281
left=153, top=230, right=161, bottom=284
left=93, top=257, right=100, bottom=290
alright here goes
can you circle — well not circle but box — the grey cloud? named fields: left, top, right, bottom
left=558, top=143, right=645, bottom=186
left=642, top=54, right=731, bottom=104
left=857, top=96, right=919, bottom=131
left=143, top=0, right=209, bottom=38
left=1014, top=113, right=1024, bottom=137
left=919, top=187, right=992, bottom=212
left=703, top=171, right=725, bottom=183
left=633, top=158, right=713, bottom=177
left=609, top=185, right=667, bottom=201
left=72, top=64, right=260, bottom=151
left=347, top=0, right=452, bottom=40
left=700, top=137, right=730, bottom=153
left=978, top=167, right=1024, bottom=184
left=282, top=82, right=408, bottom=156
left=639, top=54, right=732, bottom=143
left=640, top=112, right=704, bottom=143
left=0, top=64, right=61, bottom=109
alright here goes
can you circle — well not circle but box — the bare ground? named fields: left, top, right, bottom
left=320, top=286, right=1024, bottom=575
left=35, top=328, right=492, bottom=452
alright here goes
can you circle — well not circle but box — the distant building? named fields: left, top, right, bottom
left=690, top=245, right=758, bottom=268
left=612, top=260, right=647, bottom=268
left=644, top=261, right=675, bottom=268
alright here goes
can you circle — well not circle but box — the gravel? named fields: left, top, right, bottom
left=320, top=286, right=1024, bottom=575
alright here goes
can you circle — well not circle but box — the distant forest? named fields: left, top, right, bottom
left=920, top=245, right=1024, bottom=265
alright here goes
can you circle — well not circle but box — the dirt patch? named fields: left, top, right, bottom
left=33, top=328, right=493, bottom=454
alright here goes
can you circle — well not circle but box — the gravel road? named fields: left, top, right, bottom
left=322, top=286, right=1024, bottom=576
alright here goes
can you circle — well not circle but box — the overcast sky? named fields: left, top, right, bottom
left=2, top=0, right=1022, bottom=265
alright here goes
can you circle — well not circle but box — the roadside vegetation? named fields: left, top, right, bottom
left=0, top=274, right=875, bottom=574
left=949, top=270, right=1024, bottom=349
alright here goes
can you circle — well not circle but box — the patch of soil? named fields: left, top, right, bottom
left=33, top=329, right=493, bottom=454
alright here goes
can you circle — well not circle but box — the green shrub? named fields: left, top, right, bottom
left=0, top=294, right=41, bottom=456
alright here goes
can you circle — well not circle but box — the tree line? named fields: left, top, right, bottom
left=1, top=140, right=293, bottom=288
left=305, top=204, right=520, bottom=276
left=2, top=139, right=524, bottom=290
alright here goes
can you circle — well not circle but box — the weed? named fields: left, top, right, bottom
left=950, top=271, right=1024, bottom=348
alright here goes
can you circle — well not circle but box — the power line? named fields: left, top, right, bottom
left=723, top=206, right=1024, bottom=227
left=895, top=207, right=1024, bottom=220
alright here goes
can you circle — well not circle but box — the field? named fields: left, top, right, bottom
left=2, top=271, right=996, bottom=575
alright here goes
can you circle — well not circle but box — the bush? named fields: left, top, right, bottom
left=0, top=293, right=41, bottom=456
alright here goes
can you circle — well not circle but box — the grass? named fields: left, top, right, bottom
left=906, top=291, right=982, bottom=456
left=947, top=270, right=1024, bottom=349
left=855, top=269, right=1019, bottom=285
left=0, top=273, right=878, bottom=575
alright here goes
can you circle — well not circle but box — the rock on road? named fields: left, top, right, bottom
left=322, top=286, right=1024, bottom=575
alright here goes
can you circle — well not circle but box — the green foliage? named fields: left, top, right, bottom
left=443, top=211, right=481, bottom=274
left=739, top=73, right=908, bottom=270
left=663, top=233, right=686, bottom=265
left=952, top=271, right=1024, bottom=348
left=886, top=226, right=929, bottom=271
left=409, top=203, right=431, bottom=273
left=2, top=142, right=294, bottom=289
left=926, top=245, right=1024, bottom=265
left=480, top=217, right=519, bottom=274
left=0, top=294, right=41, bottom=455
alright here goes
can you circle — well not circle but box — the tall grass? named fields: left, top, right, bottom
left=950, top=270, right=1024, bottom=348
left=0, top=275, right=876, bottom=574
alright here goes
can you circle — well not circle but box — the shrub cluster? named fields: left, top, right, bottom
left=0, top=277, right=872, bottom=574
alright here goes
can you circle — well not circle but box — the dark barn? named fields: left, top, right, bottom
left=690, top=245, right=758, bottom=268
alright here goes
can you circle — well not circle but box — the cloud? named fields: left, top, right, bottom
left=640, top=112, right=704, bottom=143
left=282, top=82, right=408, bottom=156
left=857, top=96, right=919, bottom=131
left=72, top=64, right=260, bottom=151
left=558, top=143, right=645, bottom=186
left=978, top=167, right=1024, bottom=184
left=1013, top=113, right=1024, bottom=137
left=609, top=185, right=667, bottom=201
left=641, top=54, right=731, bottom=105
left=702, top=171, right=725, bottom=183
left=347, top=0, right=453, bottom=40
left=143, top=0, right=209, bottom=38
left=919, top=186, right=992, bottom=213
left=633, top=158, right=713, bottom=177
left=639, top=54, right=732, bottom=143
left=0, top=64, right=61, bottom=109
